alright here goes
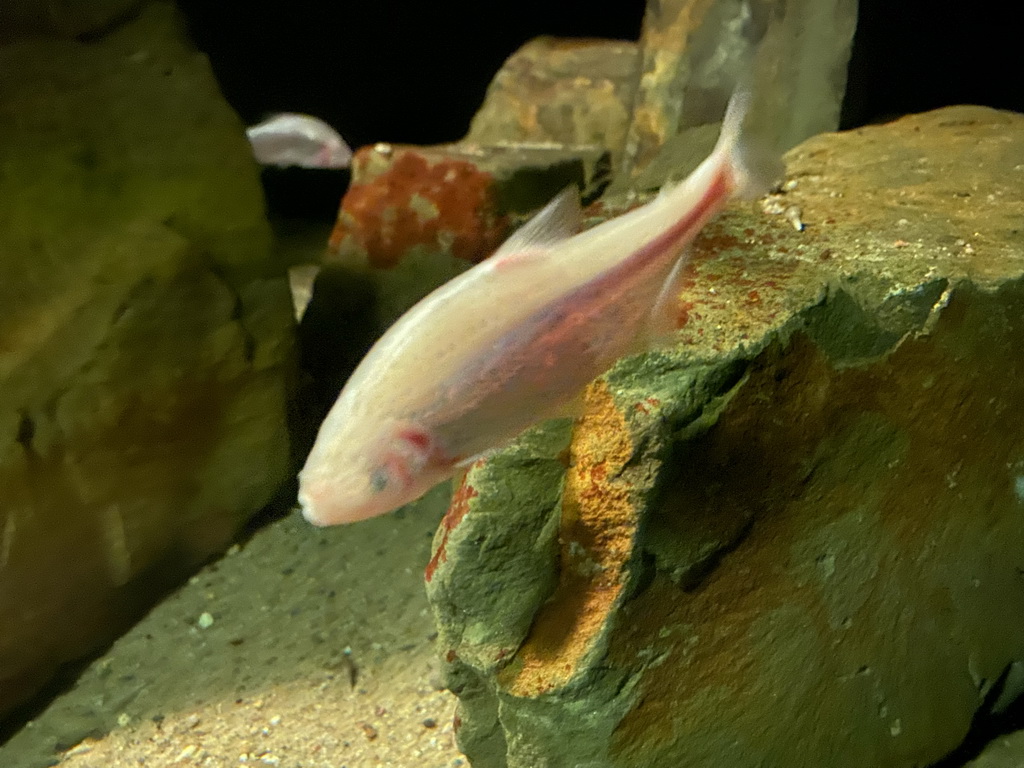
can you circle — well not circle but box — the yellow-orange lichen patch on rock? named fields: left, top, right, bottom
left=501, top=379, right=639, bottom=696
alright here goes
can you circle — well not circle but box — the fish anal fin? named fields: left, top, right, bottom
left=645, top=250, right=694, bottom=349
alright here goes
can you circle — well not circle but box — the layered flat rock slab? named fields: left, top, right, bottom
left=0, top=1, right=293, bottom=719
left=329, top=142, right=609, bottom=266
left=622, top=0, right=858, bottom=185
left=426, top=106, right=1024, bottom=768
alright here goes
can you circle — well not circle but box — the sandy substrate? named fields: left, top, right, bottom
left=0, top=486, right=465, bottom=768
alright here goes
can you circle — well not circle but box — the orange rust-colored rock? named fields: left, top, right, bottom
left=329, top=146, right=508, bottom=268
left=624, top=0, right=719, bottom=176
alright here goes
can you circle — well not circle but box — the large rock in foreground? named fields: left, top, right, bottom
left=426, top=106, right=1024, bottom=768
left=0, top=2, right=292, bottom=719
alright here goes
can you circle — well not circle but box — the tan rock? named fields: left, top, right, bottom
left=621, top=0, right=858, bottom=184
left=428, top=106, right=1024, bottom=768
left=466, top=36, right=640, bottom=169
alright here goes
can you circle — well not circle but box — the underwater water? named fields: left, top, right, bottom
left=2, top=1, right=1023, bottom=767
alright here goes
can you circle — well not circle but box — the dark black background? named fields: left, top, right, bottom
left=177, top=0, right=1020, bottom=145
left=175, top=0, right=1020, bottom=218
left=176, top=0, right=645, bottom=149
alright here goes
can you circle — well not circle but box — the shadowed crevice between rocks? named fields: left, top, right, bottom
left=75, top=0, right=147, bottom=42
left=928, top=660, right=1024, bottom=768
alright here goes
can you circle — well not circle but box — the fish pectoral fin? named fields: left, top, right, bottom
left=454, top=449, right=498, bottom=469
left=487, top=186, right=583, bottom=269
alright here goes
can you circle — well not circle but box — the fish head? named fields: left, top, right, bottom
left=314, top=136, right=353, bottom=169
left=298, top=418, right=446, bottom=525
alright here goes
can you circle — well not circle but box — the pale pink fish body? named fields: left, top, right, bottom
left=298, top=91, right=780, bottom=525
left=246, top=113, right=352, bottom=169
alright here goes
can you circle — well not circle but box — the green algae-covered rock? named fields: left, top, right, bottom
left=0, top=1, right=292, bottom=719
left=426, top=423, right=569, bottom=673
left=426, top=106, right=1024, bottom=768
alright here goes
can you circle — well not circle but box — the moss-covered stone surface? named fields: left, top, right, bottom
left=426, top=106, right=1024, bottom=768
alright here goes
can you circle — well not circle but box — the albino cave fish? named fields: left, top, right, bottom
left=298, top=90, right=781, bottom=525
left=246, top=113, right=352, bottom=169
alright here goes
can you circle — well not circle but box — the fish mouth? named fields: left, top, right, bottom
left=297, top=490, right=329, bottom=527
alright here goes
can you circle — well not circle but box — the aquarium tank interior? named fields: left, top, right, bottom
left=0, top=1, right=1022, bottom=766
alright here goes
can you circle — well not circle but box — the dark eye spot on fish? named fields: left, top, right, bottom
left=370, top=468, right=389, bottom=493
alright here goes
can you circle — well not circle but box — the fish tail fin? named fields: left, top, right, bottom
left=715, top=87, right=784, bottom=200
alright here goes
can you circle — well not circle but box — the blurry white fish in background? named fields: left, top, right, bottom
left=297, top=87, right=783, bottom=526
left=246, top=113, right=352, bottom=169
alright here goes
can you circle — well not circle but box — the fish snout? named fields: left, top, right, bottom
left=297, top=488, right=330, bottom=527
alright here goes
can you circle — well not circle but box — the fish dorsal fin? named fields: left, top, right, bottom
left=489, top=186, right=582, bottom=267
